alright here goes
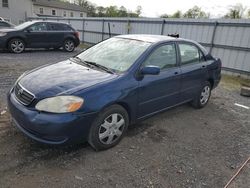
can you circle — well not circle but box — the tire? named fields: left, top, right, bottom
left=191, top=81, right=211, bottom=109
left=8, top=38, right=25, bottom=53
left=88, top=105, right=129, bottom=151
left=63, top=39, right=75, bottom=52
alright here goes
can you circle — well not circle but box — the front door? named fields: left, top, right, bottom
left=25, top=22, right=49, bottom=48
left=138, top=42, right=181, bottom=118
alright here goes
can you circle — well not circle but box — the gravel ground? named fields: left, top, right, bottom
left=0, top=49, right=249, bottom=188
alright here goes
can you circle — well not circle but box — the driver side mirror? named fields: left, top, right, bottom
left=25, top=28, right=32, bottom=33
left=140, top=66, right=160, bottom=75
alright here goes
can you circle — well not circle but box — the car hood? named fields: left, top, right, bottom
left=19, top=60, right=118, bottom=98
left=0, top=28, right=16, bottom=32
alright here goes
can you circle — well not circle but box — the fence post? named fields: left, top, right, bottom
left=108, top=22, right=111, bottom=38
left=82, top=19, right=85, bottom=43
left=161, top=19, right=165, bottom=35
left=102, top=19, right=105, bottom=41
left=210, top=21, right=218, bottom=54
left=127, top=19, right=130, bottom=34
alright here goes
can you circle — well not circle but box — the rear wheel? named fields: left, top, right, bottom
left=88, top=105, right=129, bottom=151
left=63, top=39, right=75, bottom=52
left=191, top=81, right=211, bottom=109
left=8, top=38, right=25, bottom=53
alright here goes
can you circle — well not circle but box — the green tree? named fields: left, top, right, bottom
left=106, top=6, right=119, bottom=17
left=183, top=6, right=208, bottom=18
left=64, top=0, right=141, bottom=18
left=171, top=10, right=182, bottom=18
left=160, top=14, right=169, bottom=18
left=96, top=6, right=106, bottom=17
left=72, top=0, right=97, bottom=16
left=118, top=6, right=128, bottom=17
left=160, top=10, right=182, bottom=18
left=248, top=9, right=250, bottom=18
left=224, top=3, right=247, bottom=19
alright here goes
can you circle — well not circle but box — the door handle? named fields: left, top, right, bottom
left=201, top=65, right=206, bottom=69
left=174, top=71, right=179, bottom=75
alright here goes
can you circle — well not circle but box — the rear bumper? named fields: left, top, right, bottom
left=8, top=91, right=97, bottom=145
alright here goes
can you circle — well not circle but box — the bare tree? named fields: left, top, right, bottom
left=224, top=3, right=247, bottom=19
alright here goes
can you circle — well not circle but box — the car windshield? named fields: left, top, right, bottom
left=77, top=37, right=151, bottom=73
left=14, top=22, right=34, bottom=30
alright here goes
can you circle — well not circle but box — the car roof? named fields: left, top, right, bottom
left=115, top=34, right=208, bottom=54
left=116, top=34, right=195, bottom=44
left=26, top=20, right=70, bottom=25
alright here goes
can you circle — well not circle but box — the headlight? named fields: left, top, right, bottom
left=0, top=32, right=7, bottom=37
left=35, top=96, right=84, bottom=113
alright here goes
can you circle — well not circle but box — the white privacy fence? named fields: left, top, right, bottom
left=28, top=17, right=250, bottom=77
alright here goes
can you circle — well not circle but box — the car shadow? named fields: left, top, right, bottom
left=0, top=102, right=193, bottom=173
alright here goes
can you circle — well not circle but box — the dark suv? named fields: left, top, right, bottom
left=0, top=21, right=80, bottom=53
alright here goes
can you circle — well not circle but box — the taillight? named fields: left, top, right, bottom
left=74, top=32, right=79, bottom=38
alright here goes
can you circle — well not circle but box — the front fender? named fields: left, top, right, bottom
left=74, top=75, right=138, bottom=123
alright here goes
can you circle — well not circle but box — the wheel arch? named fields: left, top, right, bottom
left=6, top=36, right=26, bottom=48
left=207, top=78, right=214, bottom=89
left=63, top=36, right=77, bottom=45
left=99, top=101, right=132, bottom=124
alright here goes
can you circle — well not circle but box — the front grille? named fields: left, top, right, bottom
left=14, top=83, right=35, bottom=106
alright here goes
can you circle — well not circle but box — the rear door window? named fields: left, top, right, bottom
left=49, top=23, right=73, bottom=31
left=178, top=43, right=204, bottom=65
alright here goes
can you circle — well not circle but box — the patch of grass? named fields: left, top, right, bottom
left=221, top=74, right=250, bottom=91
left=78, top=43, right=92, bottom=49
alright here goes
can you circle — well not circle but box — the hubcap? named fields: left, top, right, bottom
left=98, top=113, right=125, bottom=145
left=200, top=86, right=210, bottom=105
left=11, top=40, right=24, bottom=53
left=65, top=41, right=74, bottom=51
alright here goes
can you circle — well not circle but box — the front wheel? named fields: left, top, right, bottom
left=191, top=81, right=211, bottom=109
left=8, top=38, right=25, bottom=53
left=63, top=39, right=75, bottom=52
left=88, top=105, right=129, bottom=151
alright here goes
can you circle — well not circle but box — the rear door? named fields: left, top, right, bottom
left=25, top=22, right=49, bottom=48
left=177, top=42, right=208, bottom=101
left=138, top=42, right=182, bottom=118
left=47, top=23, right=66, bottom=47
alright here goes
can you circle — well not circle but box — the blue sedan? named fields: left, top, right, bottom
left=8, top=35, right=221, bottom=150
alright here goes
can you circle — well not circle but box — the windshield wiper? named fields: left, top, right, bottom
left=70, top=57, right=92, bottom=68
left=83, top=60, right=114, bottom=74
left=70, top=57, right=114, bottom=74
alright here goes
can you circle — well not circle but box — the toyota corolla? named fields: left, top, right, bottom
left=8, top=35, right=221, bottom=150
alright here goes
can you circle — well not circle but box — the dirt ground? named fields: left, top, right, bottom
left=0, top=49, right=249, bottom=188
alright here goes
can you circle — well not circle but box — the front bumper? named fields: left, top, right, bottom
left=7, top=91, right=97, bottom=145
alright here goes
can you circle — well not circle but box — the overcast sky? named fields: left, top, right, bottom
left=81, top=0, right=250, bottom=18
